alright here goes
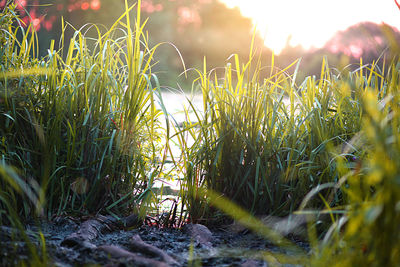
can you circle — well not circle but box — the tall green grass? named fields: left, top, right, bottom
left=180, top=49, right=366, bottom=222
left=1, top=2, right=400, bottom=266
left=0, top=163, right=48, bottom=266
left=0, top=0, right=163, bottom=220
left=311, top=59, right=400, bottom=267
left=177, top=41, right=400, bottom=264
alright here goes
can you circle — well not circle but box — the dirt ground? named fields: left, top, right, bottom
left=0, top=215, right=309, bottom=266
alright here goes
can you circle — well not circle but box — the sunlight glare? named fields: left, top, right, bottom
left=221, top=0, right=400, bottom=54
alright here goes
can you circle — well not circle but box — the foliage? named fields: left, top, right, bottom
left=1, top=0, right=268, bottom=90
left=4, top=0, right=398, bottom=90
left=278, top=22, right=400, bottom=83
left=180, top=47, right=365, bottom=222
left=0, top=163, right=49, bottom=266
left=1, top=1, right=400, bottom=266
left=311, top=59, right=400, bottom=267
left=0, top=1, right=163, bottom=219
left=131, top=0, right=270, bottom=89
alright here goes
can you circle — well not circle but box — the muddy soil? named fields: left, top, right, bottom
left=0, top=216, right=309, bottom=267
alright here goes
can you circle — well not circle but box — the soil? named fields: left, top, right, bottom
left=0, top=215, right=309, bottom=267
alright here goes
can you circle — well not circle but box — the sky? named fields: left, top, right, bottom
left=220, top=0, right=400, bottom=54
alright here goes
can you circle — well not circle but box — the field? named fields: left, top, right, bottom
left=1, top=1, right=400, bottom=266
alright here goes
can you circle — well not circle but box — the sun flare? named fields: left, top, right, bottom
left=221, top=0, right=400, bottom=54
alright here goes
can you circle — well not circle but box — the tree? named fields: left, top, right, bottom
left=1, top=0, right=267, bottom=89
left=140, top=0, right=269, bottom=89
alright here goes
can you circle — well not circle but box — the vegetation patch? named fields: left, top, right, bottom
left=1, top=1, right=399, bottom=266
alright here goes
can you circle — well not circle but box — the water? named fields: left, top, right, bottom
left=151, top=91, right=292, bottom=212
left=156, top=91, right=203, bottom=125
left=151, top=91, right=203, bottom=211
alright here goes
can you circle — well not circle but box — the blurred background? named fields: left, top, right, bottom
left=2, top=0, right=400, bottom=90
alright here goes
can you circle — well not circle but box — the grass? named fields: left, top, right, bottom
left=310, top=59, right=400, bottom=267
left=0, top=1, right=165, bottom=221
left=0, top=163, right=48, bottom=266
left=179, top=52, right=364, bottom=223
left=1, top=1, right=400, bottom=266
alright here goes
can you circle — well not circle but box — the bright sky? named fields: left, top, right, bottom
left=221, top=0, right=400, bottom=54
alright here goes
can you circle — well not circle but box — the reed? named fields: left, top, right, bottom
left=179, top=48, right=364, bottom=223
left=311, top=58, right=400, bottom=267
left=1, top=2, right=399, bottom=266
left=0, top=0, right=164, bottom=219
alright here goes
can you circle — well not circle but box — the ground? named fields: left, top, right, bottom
left=0, top=216, right=309, bottom=266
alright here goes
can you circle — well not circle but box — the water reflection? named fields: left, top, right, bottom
left=152, top=91, right=202, bottom=189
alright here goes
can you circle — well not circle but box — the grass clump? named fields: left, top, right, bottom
left=0, top=1, right=163, bottom=220
left=180, top=49, right=366, bottom=222
left=179, top=44, right=400, bottom=264
left=0, top=163, right=49, bottom=266
left=311, top=59, right=400, bottom=267
left=178, top=42, right=400, bottom=264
